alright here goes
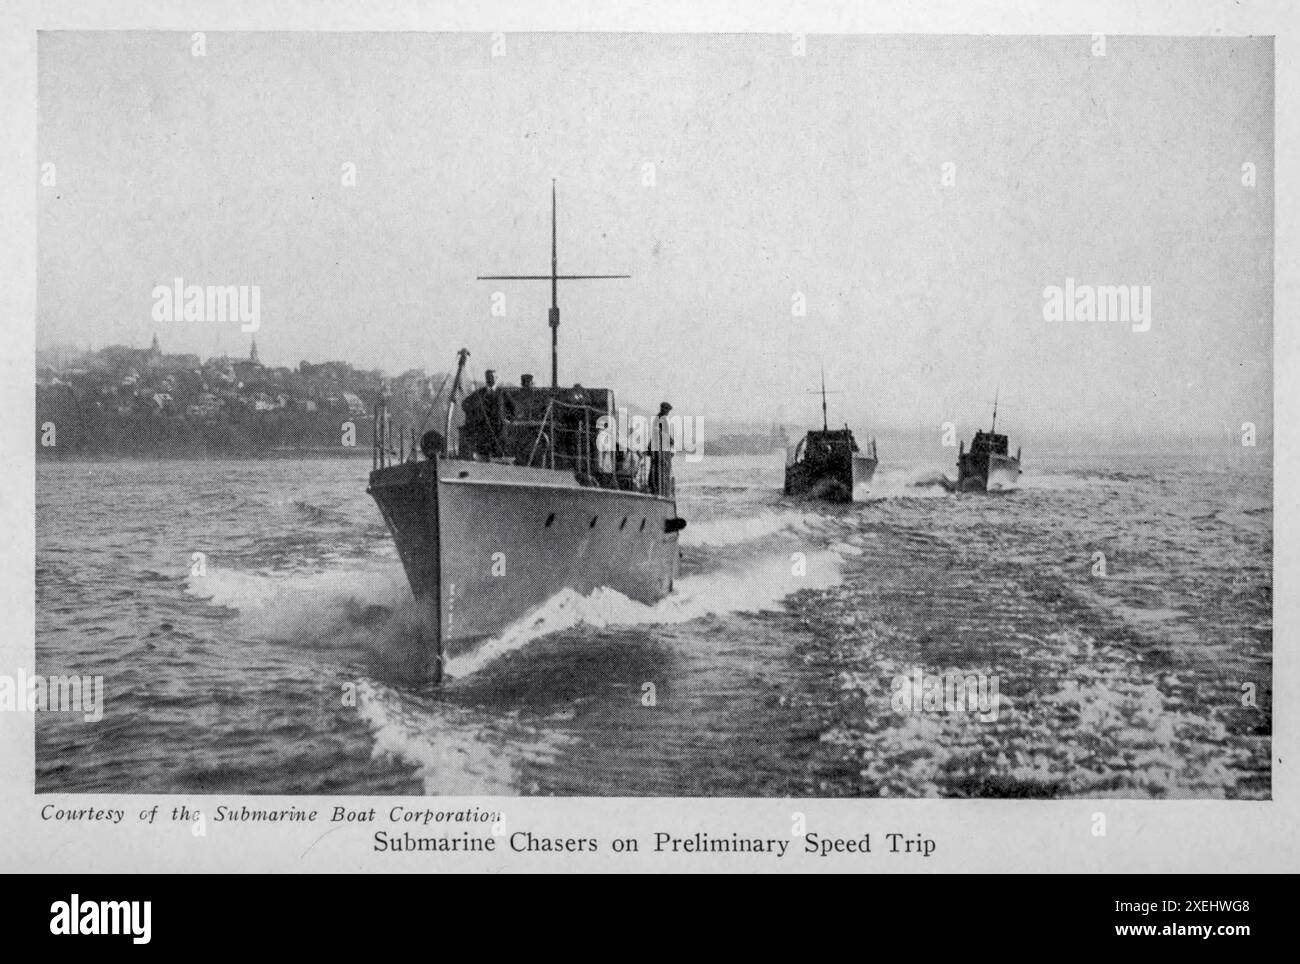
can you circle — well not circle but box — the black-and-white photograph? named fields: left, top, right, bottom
left=31, top=29, right=1271, bottom=802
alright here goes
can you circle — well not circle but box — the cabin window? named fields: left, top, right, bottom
left=545, top=513, right=556, bottom=528
left=639, top=518, right=646, bottom=532
left=619, top=517, right=628, bottom=530
left=589, top=515, right=598, bottom=528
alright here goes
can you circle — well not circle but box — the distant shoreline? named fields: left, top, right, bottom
left=35, top=446, right=377, bottom=463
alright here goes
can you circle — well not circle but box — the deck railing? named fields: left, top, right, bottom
left=374, top=390, right=673, bottom=497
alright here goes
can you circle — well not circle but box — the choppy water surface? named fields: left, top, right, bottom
left=35, top=446, right=1271, bottom=798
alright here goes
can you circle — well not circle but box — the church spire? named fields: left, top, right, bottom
left=249, top=337, right=260, bottom=365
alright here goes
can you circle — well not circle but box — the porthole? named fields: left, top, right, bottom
left=589, top=516, right=598, bottom=528
left=619, top=517, right=628, bottom=530
left=545, top=513, right=556, bottom=527
left=639, top=518, right=646, bottom=532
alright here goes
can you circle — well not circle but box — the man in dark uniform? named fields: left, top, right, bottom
left=647, top=401, right=674, bottom=496
left=478, top=369, right=506, bottom=459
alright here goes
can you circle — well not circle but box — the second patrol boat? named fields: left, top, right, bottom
left=957, top=394, right=1022, bottom=492
left=783, top=372, right=878, bottom=502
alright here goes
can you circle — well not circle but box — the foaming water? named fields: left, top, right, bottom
left=875, top=467, right=954, bottom=496
left=447, top=550, right=844, bottom=678
left=35, top=452, right=1272, bottom=798
left=679, top=508, right=817, bottom=547
left=184, top=563, right=412, bottom=654
left=354, top=679, right=535, bottom=795
left=186, top=564, right=403, bottom=617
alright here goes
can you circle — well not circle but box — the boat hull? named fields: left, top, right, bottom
left=369, top=458, right=681, bottom=679
left=957, top=453, right=1022, bottom=492
left=985, top=454, right=1022, bottom=492
left=851, top=454, right=876, bottom=502
left=785, top=453, right=878, bottom=502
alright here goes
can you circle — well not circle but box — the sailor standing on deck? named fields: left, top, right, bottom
left=648, top=402, right=674, bottom=496
left=479, top=369, right=506, bottom=459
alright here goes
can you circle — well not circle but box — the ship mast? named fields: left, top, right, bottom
left=804, top=363, right=842, bottom=432
left=990, top=387, right=999, bottom=434
left=820, top=364, right=829, bottom=433
left=478, top=180, right=629, bottom=389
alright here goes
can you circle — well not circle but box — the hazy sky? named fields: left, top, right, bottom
left=38, top=32, right=1272, bottom=436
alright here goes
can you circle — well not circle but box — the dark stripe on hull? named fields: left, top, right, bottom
left=785, top=455, right=878, bottom=502
left=367, top=461, right=442, bottom=677
left=957, top=454, right=1022, bottom=492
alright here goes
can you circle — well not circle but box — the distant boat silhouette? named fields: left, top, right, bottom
left=783, top=369, right=877, bottom=502
left=957, top=391, right=1022, bottom=493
